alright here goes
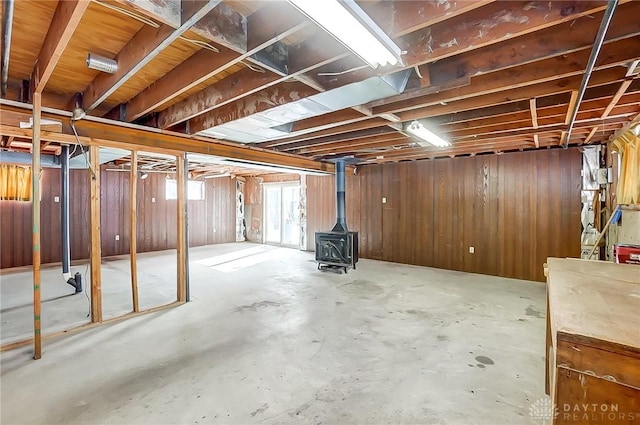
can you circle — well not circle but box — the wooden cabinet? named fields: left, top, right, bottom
left=545, top=258, right=640, bottom=424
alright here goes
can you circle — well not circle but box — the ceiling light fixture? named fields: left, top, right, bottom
left=86, top=53, right=118, bottom=74
left=140, top=172, right=149, bottom=180
left=406, top=120, right=450, bottom=148
left=288, top=0, right=403, bottom=69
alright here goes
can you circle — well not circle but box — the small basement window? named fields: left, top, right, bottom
left=165, top=179, right=205, bottom=200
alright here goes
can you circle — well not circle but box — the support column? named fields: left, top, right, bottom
left=60, top=144, right=71, bottom=281
left=89, top=145, right=102, bottom=322
left=129, top=150, right=139, bottom=312
left=32, top=91, right=42, bottom=360
left=176, top=154, right=187, bottom=302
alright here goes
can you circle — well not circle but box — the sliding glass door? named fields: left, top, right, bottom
left=264, top=184, right=300, bottom=247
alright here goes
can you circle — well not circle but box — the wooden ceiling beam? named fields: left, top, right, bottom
left=262, top=117, right=390, bottom=149
left=190, top=2, right=247, bottom=53
left=601, top=79, right=634, bottom=119
left=157, top=67, right=280, bottom=129
left=375, top=37, right=639, bottom=116
left=0, top=105, right=335, bottom=173
left=316, top=1, right=618, bottom=90
left=397, top=67, right=629, bottom=122
left=370, top=0, right=494, bottom=39
left=31, top=0, right=90, bottom=94
left=82, top=0, right=222, bottom=112
left=112, top=0, right=180, bottom=28
left=280, top=127, right=400, bottom=152
left=188, top=81, right=318, bottom=134
left=129, top=3, right=314, bottom=125
left=422, top=2, right=640, bottom=88
left=582, top=127, right=600, bottom=145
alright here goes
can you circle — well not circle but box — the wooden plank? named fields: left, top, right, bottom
left=601, top=79, right=634, bottom=119
left=554, top=368, right=640, bottom=424
left=32, top=0, right=90, bottom=94
left=423, top=2, right=640, bottom=87
left=112, top=0, right=180, bottom=28
left=188, top=82, right=318, bottom=133
left=318, top=1, right=618, bottom=90
left=176, top=154, right=187, bottom=303
left=547, top=258, right=640, bottom=350
left=564, top=91, right=579, bottom=125
left=157, top=67, right=280, bottom=128
left=89, top=145, right=102, bottom=323
left=0, top=103, right=336, bottom=174
left=124, top=2, right=308, bottom=122
left=83, top=1, right=222, bottom=111
left=582, top=126, right=599, bottom=145
left=129, top=150, right=139, bottom=312
left=31, top=92, right=42, bottom=360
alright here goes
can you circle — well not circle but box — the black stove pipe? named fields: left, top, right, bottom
left=331, top=159, right=348, bottom=232
left=61, top=145, right=81, bottom=293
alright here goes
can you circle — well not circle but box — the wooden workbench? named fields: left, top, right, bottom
left=545, top=258, right=640, bottom=424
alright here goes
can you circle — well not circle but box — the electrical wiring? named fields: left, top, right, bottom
left=317, top=65, right=368, bottom=76
left=94, top=0, right=160, bottom=28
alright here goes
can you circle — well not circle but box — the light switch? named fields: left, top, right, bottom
left=151, top=197, right=156, bottom=203
left=115, top=235, right=120, bottom=241
left=469, top=246, right=475, bottom=254
left=54, top=196, right=60, bottom=203
left=382, top=197, right=387, bottom=204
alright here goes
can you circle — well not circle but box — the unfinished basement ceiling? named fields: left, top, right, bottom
left=1, top=0, right=639, bottom=168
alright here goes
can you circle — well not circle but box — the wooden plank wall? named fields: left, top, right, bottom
left=0, top=168, right=236, bottom=269
left=306, top=148, right=582, bottom=282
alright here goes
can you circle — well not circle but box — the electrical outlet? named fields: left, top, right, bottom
left=469, top=246, right=475, bottom=254
left=382, top=197, right=387, bottom=204
left=54, top=196, right=60, bottom=203
left=115, top=234, right=120, bottom=241
left=151, top=197, right=156, bottom=203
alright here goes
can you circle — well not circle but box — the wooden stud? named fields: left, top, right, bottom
left=32, top=92, right=42, bottom=360
left=583, top=126, right=599, bottom=145
left=529, top=98, right=538, bottom=128
left=565, top=90, right=579, bottom=125
left=601, top=79, right=633, bottom=119
left=176, top=154, right=187, bottom=302
left=129, top=150, right=139, bottom=312
left=89, top=145, right=102, bottom=323
left=533, top=134, right=540, bottom=149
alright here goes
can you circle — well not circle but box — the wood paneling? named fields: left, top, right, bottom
left=0, top=167, right=236, bottom=269
left=306, top=148, right=581, bottom=282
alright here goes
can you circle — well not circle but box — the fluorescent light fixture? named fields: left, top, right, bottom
left=406, top=120, right=450, bottom=148
left=203, top=172, right=231, bottom=179
left=288, top=0, right=403, bottom=69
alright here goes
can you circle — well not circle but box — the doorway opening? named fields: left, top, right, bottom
left=264, top=184, right=301, bottom=247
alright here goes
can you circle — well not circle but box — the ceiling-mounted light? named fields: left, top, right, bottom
left=140, top=172, right=149, bottom=180
left=203, top=172, right=231, bottom=179
left=288, top=0, right=403, bottom=69
left=405, top=120, right=450, bottom=148
left=87, top=53, right=118, bottom=74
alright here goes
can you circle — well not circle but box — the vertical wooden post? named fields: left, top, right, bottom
left=176, top=154, right=187, bottom=302
left=89, top=145, right=102, bottom=322
left=32, top=92, right=42, bottom=360
left=129, top=150, right=139, bottom=312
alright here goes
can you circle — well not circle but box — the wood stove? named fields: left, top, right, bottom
left=315, top=160, right=359, bottom=273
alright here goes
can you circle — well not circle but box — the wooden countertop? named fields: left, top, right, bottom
left=546, top=257, right=640, bottom=351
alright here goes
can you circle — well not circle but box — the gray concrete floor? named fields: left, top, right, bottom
left=1, top=242, right=547, bottom=424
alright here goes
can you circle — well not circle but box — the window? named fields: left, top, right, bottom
left=165, top=179, right=205, bottom=200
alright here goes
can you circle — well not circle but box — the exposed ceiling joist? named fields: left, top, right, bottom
left=82, top=0, right=222, bottom=111
left=32, top=0, right=90, bottom=94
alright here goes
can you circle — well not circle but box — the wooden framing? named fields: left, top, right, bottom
left=176, top=154, right=187, bottom=303
left=31, top=0, right=89, bottom=94
left=129, top=150, right=139, bottom=312
left=89, top=145, right=102, bottom=323
left=31, top=92, right=42, bottom=360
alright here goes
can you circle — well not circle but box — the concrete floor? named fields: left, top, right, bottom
left=1, top=242, right=547, bottom=424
